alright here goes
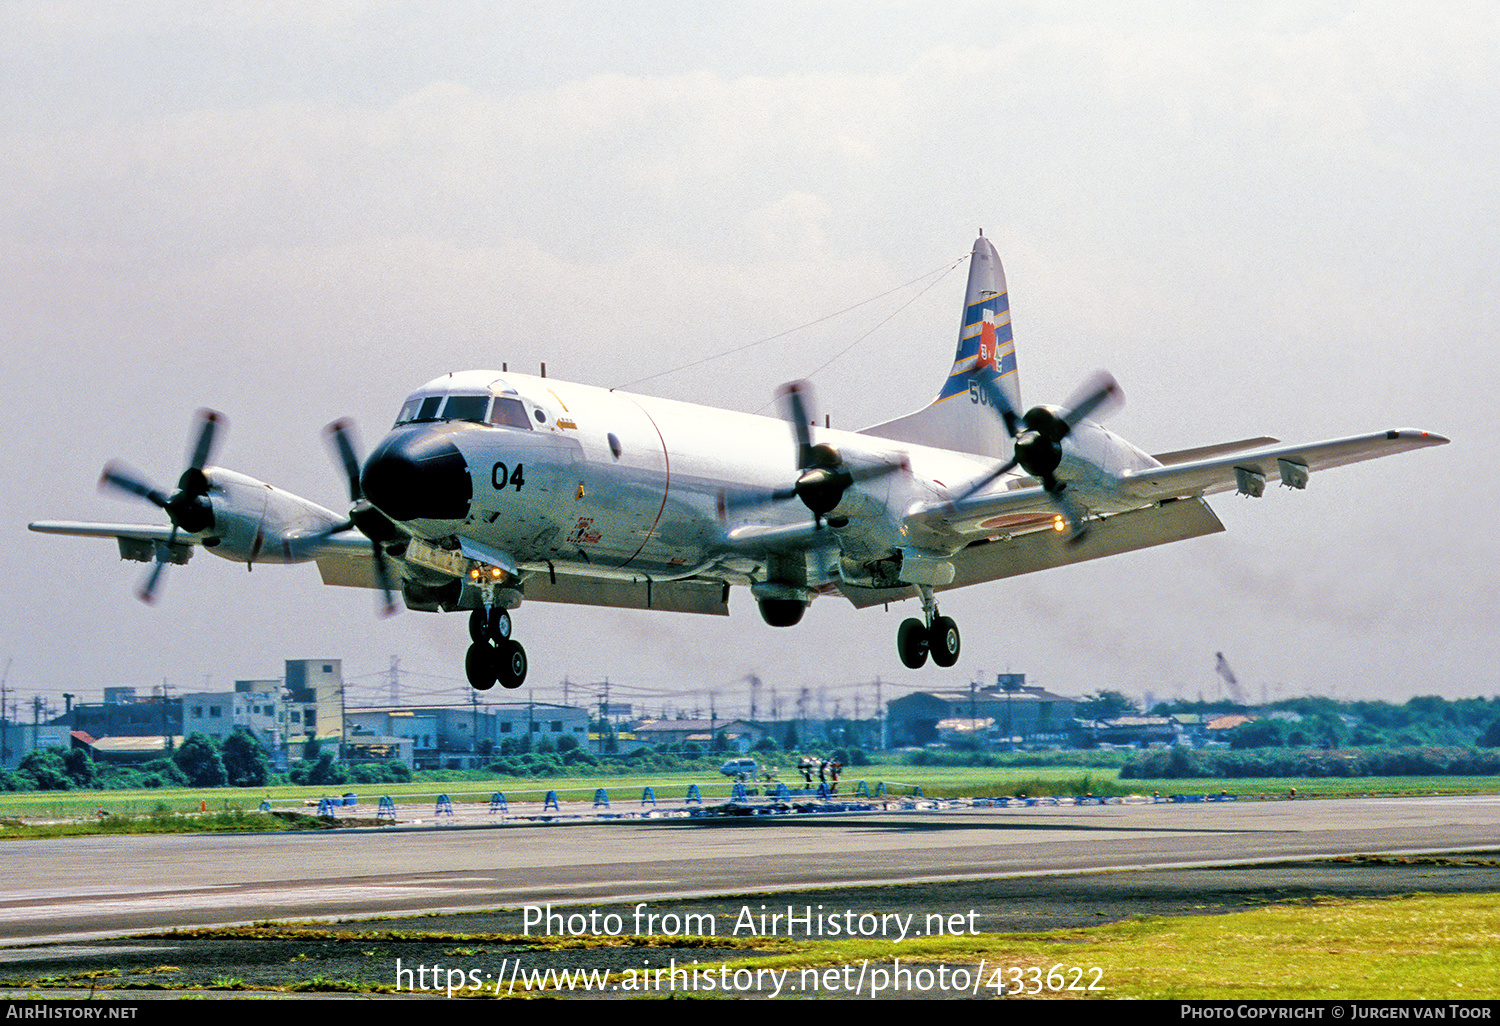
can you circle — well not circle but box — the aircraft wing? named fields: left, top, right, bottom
left=29, top=521, right=189, bottom=562
left=29, top=521, right=180, bottom=543
left=1115, top=429, right=1449, bottom=503
left=905, top=428, right=1447, bottom=542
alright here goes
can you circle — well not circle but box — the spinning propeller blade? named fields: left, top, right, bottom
left=323, top=419, right=399, bottom=616
left=954, top=371, right=1123, bottom=542
left=99, top=409, right=225, bottom=602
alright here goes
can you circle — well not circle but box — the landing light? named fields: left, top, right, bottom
left=1052, top=515, right=1066, bottom=532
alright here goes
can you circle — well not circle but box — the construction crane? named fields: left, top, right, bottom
left=1214, top=652, right=1248, bottom=705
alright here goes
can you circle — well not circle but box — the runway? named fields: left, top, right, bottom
left=4, top=794, right=1499, bottom=944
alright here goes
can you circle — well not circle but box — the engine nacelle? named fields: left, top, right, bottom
left=197, top=468, right=346, bottom=565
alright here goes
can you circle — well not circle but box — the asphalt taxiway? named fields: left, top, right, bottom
left=3, top=794, right=1498, bottom=944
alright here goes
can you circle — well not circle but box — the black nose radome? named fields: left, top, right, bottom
left=361, top=428, right=471, bottom=522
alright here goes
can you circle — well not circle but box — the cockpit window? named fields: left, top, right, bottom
left=443, top=395, right=491, bottom=424
left=394, top=396, right=443, bottom=425
left=489, top=397, right=532, bottom=429
left=395, top=391, right=534, bottom=429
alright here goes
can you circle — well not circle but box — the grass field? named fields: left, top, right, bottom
left=2, top=763, right=1498, bottom=833
left=713, top=893, right=1500, bottom=1000
left=6, top=891, right=1494, bottom=999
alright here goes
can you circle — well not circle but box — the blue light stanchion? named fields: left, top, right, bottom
left=641, top=787, right=657, bottom=807
left=593, top=788, right=610, bottom=808
left=316, top=797, right=335, bottom=817
left=817, top=782, right=831, bottom=799
left=731, top=781, right=748, bottom=801
left=489, top=792, right=508, bottom=814
left=686, top=784, right=702, bottom=804
left=544, top=790, right=560, bottom=812
left=378, top=796, right=396, bottom=822
left=259, top=799, right=271, bottom=813
left=774, top=782, right=791, bottom=800
left=875, top=782, right=888, bottom=797
left=855, top=780, right=871, bottom=798
left=436, top=794, right=454, bottom=822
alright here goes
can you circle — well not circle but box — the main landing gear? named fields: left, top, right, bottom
left=465, top=607, right=528, bottom=690
left=897, top=585, right=960, bottom=670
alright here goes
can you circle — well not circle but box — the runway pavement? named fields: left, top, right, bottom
left=3, top=794, right=1498, bottom=944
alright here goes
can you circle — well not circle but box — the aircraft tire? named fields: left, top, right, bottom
left=897, top=618, right=929, bottom=669
left=492, top=609, right=512, bottom=641
left=499, top=639, right=528, bottom=689
left=468, top=609, right=487, bottom=644
left=465, top=642, right=498, bottom=691
left=929, top=616, right=961, bottom=668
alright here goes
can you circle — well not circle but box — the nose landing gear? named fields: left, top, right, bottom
left=896, top=586, right=960, bottom=670
left=466, top=606, right=528, bottom=690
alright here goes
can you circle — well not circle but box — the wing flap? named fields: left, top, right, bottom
left=1150, top=436, right=1280, bottom=466
left=842, top=497, right=1226, bottom=608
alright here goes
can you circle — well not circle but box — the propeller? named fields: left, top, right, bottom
left=955, top=369, right=1123, bottom=542
left=322, top=419, right=400, bottom=616
left=726, top=381, right=907, bottom=528
left=98, top=409, right=224, bottom=603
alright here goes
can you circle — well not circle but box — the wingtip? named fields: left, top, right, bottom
left=1389, top=428, right=1450, bottom=445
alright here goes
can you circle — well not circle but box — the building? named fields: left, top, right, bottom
left=183, top=685, right=282, bottom=753
left=886, top=676, right=1078, bottom=747
left=347, top=702, right=589, bottom=769
left=283, top=659, right=344, bottom=743
left=631, top=719, right=767, bottom=751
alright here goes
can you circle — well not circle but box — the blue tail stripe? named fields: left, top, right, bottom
left=964, top=293, right=1010, bottom=326
left=935, top=351, right=1018, bottom=400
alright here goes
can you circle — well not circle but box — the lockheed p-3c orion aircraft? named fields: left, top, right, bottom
left=31, top=233, right=1448, bottom=690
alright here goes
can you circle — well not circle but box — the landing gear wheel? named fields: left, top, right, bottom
left=498, top=639, right=528, bottom=689
left=929, top=615, right=961, bottom=668
left=465, top=642, right=498, bottom=691
left=897, top=618, right=930, bottom=669
left=468, top=607, right=514, bottom=643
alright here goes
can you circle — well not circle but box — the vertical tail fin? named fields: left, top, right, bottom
left=859, top=233, right=1020, bottom=458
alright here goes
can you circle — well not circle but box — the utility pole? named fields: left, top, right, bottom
left=160, top=680, right=175, bottom=755
left=0, top=658, right=11, bottom=766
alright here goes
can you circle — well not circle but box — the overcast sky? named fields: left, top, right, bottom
left=3, top=1, right=1495, bottom=719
